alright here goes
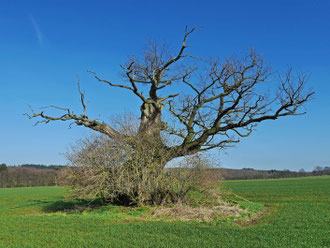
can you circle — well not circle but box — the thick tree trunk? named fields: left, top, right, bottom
left=139, top=101, right=164, bottom=140
left=138, top=101, right=201, bottom=168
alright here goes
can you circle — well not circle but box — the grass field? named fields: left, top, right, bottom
left=0, top=176, right=329, bottom=247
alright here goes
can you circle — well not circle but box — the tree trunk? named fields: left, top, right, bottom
left=139, top=101, right=164, bottom=140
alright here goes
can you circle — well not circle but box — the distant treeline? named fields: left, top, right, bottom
left=221, top=166, right=330, bottom=180
left=1, top=163, right=330, bottom=187
left=10, top=164, right=65, bottom=170
left=0, top=164, right=65, bottom=188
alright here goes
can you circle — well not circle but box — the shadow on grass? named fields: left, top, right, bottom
left=7, top=200, right=53, bottom=209
left=42, top=199, right=104, bottom=213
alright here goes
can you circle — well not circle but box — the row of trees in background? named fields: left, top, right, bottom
left=0, top=164, right=60, bottom=188
left=0, top=162, right=329, bottom=188
left=312, top=166, right=330, bottom=174
left=17, top=164, right=64, bottom=170
left=222, top=166, right=330, bottom=180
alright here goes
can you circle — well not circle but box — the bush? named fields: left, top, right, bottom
left=57, top=134, right=220, bottom=206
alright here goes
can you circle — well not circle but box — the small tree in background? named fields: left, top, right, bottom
left=314, top=166, right=323, bottom=172
left=0, top=164, right=7, bottom=172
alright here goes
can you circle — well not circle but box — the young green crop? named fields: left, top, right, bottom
left=0, top=176, right=329, bottom=247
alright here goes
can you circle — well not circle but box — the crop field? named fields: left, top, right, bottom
left=0, top=176, right=329, bottom=247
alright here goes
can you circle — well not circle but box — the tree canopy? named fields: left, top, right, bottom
left=26, top=27, right=314, bottom=164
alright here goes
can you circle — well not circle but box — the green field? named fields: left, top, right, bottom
left=0, top=176, right=329, bottom=247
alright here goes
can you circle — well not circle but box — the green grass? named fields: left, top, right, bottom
left=0, top=176, right=329, bottom=247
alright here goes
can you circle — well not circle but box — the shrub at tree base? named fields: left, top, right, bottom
left=57, top=134, right=220, bottom=206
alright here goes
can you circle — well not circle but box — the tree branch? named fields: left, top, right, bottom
left=88, top=70, right=148, bottom=103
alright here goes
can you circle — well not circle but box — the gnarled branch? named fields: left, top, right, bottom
left=25, top=81, right=125, bottom=140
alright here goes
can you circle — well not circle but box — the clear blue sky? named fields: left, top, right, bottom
left=0, top=0, right=329, bottom=171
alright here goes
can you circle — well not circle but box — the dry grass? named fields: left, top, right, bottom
left=152, top=201, right=247, bottom=222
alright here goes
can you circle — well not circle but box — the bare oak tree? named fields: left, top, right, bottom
left=26, top=27, right=314, bottom=167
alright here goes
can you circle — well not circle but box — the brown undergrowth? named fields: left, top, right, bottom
left=152, top=202, right=248, bottom=222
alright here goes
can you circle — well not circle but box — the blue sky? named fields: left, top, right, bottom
left=0, top=0, right=329, bottom=171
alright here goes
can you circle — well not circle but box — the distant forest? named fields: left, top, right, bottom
left=10, top=164, right=64, bottom=170
left=221, top=167, right=330, bottom=180
left=0, top=163, right=329, bottom=188
left=0, top=164, right=65, bottom=188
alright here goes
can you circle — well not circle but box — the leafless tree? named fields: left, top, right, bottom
left=314, top=166, right=323, bottom=172
left=26, top=27, right=314, bottom=168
